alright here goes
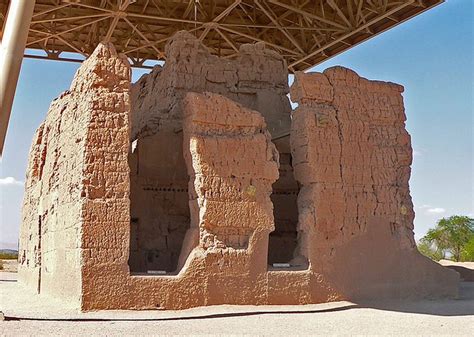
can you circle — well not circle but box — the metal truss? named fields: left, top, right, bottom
left=0, top=0, right=443, bottom=71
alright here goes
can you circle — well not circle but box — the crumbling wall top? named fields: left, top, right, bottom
left=131, top=31, right=291, bottom=139
left=71, top=42, right=130, bottom=93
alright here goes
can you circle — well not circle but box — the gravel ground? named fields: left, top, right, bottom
left=1, top=271, right=473, bottom=336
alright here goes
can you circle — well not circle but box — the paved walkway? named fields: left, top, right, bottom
left=1, top=272, right=473, bottom=336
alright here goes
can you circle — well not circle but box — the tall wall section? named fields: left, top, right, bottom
left=18, top=42, right=131, bottom=305
left=290, top=67, right=459, bottom=299
left=182, top=92, right=279, bottom=305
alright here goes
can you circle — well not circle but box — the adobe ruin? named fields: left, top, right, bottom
left=18, top=32, right=458, bottom=310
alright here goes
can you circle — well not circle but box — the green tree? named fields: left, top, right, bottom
left=417, top=238, right=444, bottom=261
left=421, top=215, right=474, bottom=262
left=460, top=236, right=474, bottom=261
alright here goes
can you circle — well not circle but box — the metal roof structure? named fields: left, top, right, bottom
left=1, top=0, right=443, bottom=71
left=0, top=0, right=443, bottom=154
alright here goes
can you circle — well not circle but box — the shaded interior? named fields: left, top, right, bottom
left=128, top=131, right=190, bottom=274
left=268, top=136, right=300, bottom=265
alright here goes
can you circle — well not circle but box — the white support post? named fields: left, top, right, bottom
left=0, top=0, right=36, bottom=155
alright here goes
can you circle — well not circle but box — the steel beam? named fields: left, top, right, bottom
left=0, top=0, right=36, bottom=155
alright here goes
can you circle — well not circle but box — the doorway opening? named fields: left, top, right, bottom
left=128, top=131, right=190, bottom=275
left=267, top=136, right=306, bottom=270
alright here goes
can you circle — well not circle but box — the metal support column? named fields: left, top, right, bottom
left=0, top=0, right=36, bottom=155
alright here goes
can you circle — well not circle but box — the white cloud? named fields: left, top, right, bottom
left=426, top=207, right=446, bottom=214
left=0, top=176, right=24, bottom=186
left=415, top=204, right=447, bottom=215
left=417, top=204, right=432, bottom=209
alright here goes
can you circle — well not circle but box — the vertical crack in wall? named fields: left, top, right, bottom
left=37, top=215, right=42, bottom=294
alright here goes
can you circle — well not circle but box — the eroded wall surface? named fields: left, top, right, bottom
left=18, top=42, right=131, bottom=305
left=131, top=31, right=291, bottom=139
left=183, top=92, right=279, bottom=251
left=290, top=67, right=459, bottom=299
left=181, top=92, right=281, bottom=304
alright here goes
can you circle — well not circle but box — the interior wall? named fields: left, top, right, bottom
left=128, top=131, right=190, bottom=273
left=131, top=31, right=292, bottom=141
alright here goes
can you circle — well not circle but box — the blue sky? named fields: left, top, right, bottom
left=0, top=1, right=472, bottom=249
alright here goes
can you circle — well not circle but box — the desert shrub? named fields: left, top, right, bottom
left=461, top=236, right=474, bottom=262
left=0, top=252, right=18, bottom=260
left=421, top=215, right=474, bottom=262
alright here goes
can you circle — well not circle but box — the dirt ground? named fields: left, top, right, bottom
left=1, top=268, right=473, bottom=336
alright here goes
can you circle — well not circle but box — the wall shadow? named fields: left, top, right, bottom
left=355, top=281, right=474, bottom=316
left=442, top=266, right=474, bottom=281
left=4, top=305, right=358, bottom=322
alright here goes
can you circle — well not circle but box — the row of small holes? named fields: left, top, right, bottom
left=143, top=187, right=188, bottom=192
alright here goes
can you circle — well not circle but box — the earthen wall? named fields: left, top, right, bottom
left=18, top=42, right=131, bottom=305
left=18, top=38, right=459, bottom=311
left=290, top=68, right=458, bottom=299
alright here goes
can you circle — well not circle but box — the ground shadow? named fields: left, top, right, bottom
left=355, top=282, right=474, bottom=316
left=4, top=304, right=359, bottom=322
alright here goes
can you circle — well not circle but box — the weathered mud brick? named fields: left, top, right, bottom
left=290, top=66, right=457, bottom=300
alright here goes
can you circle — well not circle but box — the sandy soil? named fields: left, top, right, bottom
left=1, top=271, right=473, bottom=336
left=439, top=260, right=474, bottom=269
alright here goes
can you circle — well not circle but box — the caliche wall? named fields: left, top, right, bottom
left=131, top=31, right=291, bottom=140
left=18, top=42, right=130, bottom=305
left=18, top=34, right=459, bottom=311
